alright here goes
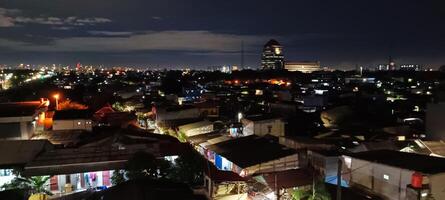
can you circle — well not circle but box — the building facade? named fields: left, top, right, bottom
left=261, top=39, right=284, bottom=70
left=241, top=115, right=285, bottom=137
left=344, top=150, right=445, bottom=200
left=285, top=61, right=321, bottom=73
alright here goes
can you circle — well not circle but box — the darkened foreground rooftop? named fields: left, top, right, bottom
left=91, top=178, right=205, bottom=200
left=349, top=150, right=445, bottom=174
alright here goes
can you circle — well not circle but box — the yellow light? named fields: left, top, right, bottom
left=53, top=94, right=59, bottom=99
left=274, top=47, right=281, bottom=55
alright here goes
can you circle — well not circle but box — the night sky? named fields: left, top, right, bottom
left=0, top=0, right=444, bottom=69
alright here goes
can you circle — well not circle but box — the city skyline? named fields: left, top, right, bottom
left=0, top=0, right=445, bottom=69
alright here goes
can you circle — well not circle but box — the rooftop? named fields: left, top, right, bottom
left=243, top=114, right=281, bottom=122
left=178, top=120, right=213, bottom=133
left=259, top=168, right=313, bottom=190
left=0, top=140, right=53, bottom=168
left=264, top=39, right=281, bottom=47
left=53, top=109, right=92, bottom=120
left=0, top=101, right=44, bottom=118
left=349, top=150, right=445, bottom=174
left=206, top=135, right=297, bottom=168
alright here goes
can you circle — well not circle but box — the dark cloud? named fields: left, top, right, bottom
left=0, top=0, right=444, bottom=68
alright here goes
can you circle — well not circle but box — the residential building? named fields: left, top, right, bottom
left=178, top=120, right=214, bottom=138
left=203, top=161, right=248, bottom=200
left=344, top=150, right=445, bottom=200
left=203, top=135, right=299, bottom=176
left=153, top=105, right=200, bottom=126
left=241, top=114, right=285, bottom=137
left=0, top=100, right=48, bottom=139
left=52, top=109, right=93, bottom=131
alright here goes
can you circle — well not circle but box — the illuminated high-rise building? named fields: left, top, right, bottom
left=261, top=39, right=284, bottom=70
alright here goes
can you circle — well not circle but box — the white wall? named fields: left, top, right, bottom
left=53, top=119, right=92, bottom=131
left=350, top=158, right=415, bottom=200
left=430, top=173, right=445, bottom=200
left=253, top=119, right=284, bottom=137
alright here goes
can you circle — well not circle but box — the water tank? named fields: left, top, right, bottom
left=411, top=172, right=423, bottom=188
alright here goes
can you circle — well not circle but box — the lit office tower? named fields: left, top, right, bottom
left=261, top=39, right=284, bottom=70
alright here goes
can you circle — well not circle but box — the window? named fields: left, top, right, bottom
left=267, top=125, right=272, bottom=134
left=0, top=169, right=12, bottom=176
left=383, top=174, right=390, bottom=181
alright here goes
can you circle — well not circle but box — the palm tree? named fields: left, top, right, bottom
left=3, top=176, right=53, bottom=195
left=21, top=176, right=53, bottom=195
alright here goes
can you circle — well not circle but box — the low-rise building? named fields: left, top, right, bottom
left=0, top=100, right=48, bottom=139
left=204, top=135, right=299, bottom=176
left=344, top=150, right=445, bottom=200
left=52, top=110, right=93, bottom=131
left=241, top=114, right=285, bottom=137
left=154, top=105, right=200, bottom=126
left=285, top=61, right=321, bottom=73
left=178, top=120, right=214, bottom=138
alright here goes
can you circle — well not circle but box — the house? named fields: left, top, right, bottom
left=308, top=150, right=348, bottom=186
left=153, top=105, right=200, bottom=125
left=254, top=169, right=313, bottom=199
left=52, top=109, right=93, bottom=131
left=344, top=150, right=445, bottom=200
left=204, top=135, right=299, bottom=176
left=241, top=114, right=285, bottom=137
left=203, top=161, right=248, bottom=200
left=0, top=100, right=48, bottom=139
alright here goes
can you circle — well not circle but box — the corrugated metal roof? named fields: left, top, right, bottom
left=0, top=140, right=53, bottom=167
left=178, top=120, right=212, bottom=133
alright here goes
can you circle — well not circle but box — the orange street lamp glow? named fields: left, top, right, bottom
left=53, top=94, right=60, bottom=110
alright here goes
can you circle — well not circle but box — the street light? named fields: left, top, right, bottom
left=53, top=94, right=59, bottom=110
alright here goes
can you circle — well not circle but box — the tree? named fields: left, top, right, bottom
left=111, top=170, right=126, bottom=186
left=2, top=176, right=52, bottom=196
left=169, top=149, right=205, bottom=186
left=290, top=180, right=330, bottom=200
left=125, top=151, right=172, bottom=180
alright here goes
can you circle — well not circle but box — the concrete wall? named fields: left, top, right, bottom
left=156, top=108, right=200, bottom=122
left=430, top=173, right=445, bottom=200
left=350, top=157, right=415, bottom=200
left=426, top=102, right=445, bottom=140
left=350, top=158, right=373, bottom=189
left=253, top=119, right=285, bottom=137
left=242, top=119, right=284, bottom=137
left=241, top=120, right=254, bottom=137
left=53, top=119, right=92, bottom=131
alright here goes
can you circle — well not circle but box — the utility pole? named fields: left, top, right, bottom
left=336, top=158, right=342, bottom=200
left=275, top=173, right=280, bottom=200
